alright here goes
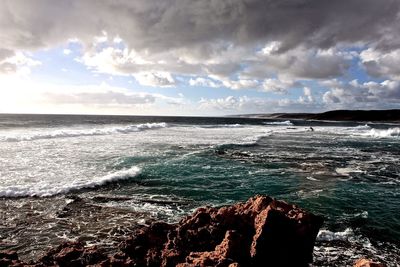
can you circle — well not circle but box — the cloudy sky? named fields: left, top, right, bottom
left=1, top=0, right=400, bottom=115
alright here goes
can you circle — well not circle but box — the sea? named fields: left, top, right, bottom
left=0, top=114, right=399, bottom=266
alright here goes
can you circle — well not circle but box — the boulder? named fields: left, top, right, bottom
left=121, top=195, right=323, bottom=266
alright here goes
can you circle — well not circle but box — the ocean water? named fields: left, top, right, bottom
left=0, top=114, right=399, bottom=266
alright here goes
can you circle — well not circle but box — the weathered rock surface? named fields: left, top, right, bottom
left=353, top=258, right=386, bottom=267
left=0, top=195, right=323, bottom=266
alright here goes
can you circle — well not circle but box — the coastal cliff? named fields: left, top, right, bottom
left=250, top=109, right=400, bottom=122
left=2, top=195, right=324, bottom=266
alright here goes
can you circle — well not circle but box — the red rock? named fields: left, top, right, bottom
left=0, top=250, right=23, bottom=267
left=36, top=242, right=107, bottom=267
left=121, top=195, right=323, bottom=266
left=354, top=258, right=386, bottom=267
left=0, top=251, right=18, bottom=261
left=6, top=195, right=323, bottom=267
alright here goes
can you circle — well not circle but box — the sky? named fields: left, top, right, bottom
left=1, top=0, right=400, bottom=116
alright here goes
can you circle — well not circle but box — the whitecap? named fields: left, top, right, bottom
left=317, top=228, right=354, bottom=242
left=354, top=211, right=369, bottom=219
left=296, top=189, right=323, bottom=198
left=363, top=127, right=400, bottom=138
left=0, top=122, right=168, bottom=142
left=263, top=120, right=293, bottom=126
left=335, top=167, right=363, bottom=176
left=354, top=124, right=371, bottom=130
left=306, top=176, right=319, bottom=181
left=0, top=166, right=141, bottom=197
left=197, top=124, right=244, bottom=129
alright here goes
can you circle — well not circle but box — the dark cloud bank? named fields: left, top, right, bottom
left=1, top=0, right=399, bottom=52
left=1, top=0, right=400, bottom=110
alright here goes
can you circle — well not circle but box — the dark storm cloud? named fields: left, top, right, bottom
left=1, top=0, right=399, bottom=53
left=0, top=48, right=14, bottom=61
left=1, top=0, right=400, bottom=109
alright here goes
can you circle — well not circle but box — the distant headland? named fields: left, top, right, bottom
left=240, top=109, right=400, bottom=122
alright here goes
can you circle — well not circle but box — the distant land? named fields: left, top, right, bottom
left=240, top=109, right=400, bottom=122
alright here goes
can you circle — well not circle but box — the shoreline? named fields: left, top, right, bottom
left=1, top=115, right=398, bottom=266
left=0, top=195, right=388, bottom=266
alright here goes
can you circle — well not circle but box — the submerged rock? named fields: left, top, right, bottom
left=0, top=195, right=323, bottom=266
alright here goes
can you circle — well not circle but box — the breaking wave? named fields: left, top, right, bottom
left=196, top=124, right=244, bottom=129
left=364, top=127, right=400, bottom=138
left=317, top=228, right=355, bottom=242
left=0, top=166, right=141, bottom=197
left=0, top=123, right=168, bottom=142
left=263, top=120, right=294, bottom=126
left=354, top=124, right=371, bottom=130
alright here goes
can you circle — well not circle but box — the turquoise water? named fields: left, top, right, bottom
left=0, top=114, right=399, bottom=265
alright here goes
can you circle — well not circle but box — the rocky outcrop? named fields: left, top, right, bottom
left=37, top=242, right=107, bottom=266
left=0, top=251, right=20, bottom=266
left=0, top=195, right=323, bottom=266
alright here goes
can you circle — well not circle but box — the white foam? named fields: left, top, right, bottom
left=101, top=193, right=190, bottom=223
left=314, top=230, right=399, bottom=266
left=354, top=124, right=371, bottom=130
left=0, top=166, right=141, bottom=197
left=355, top=211, right=369, bottom=219
left=298, top=124, right=400, bottom=140
left=197, top=124, right=244, bottom=129
left=335, top=167, right=364, bottom=176
left=296, top=189, right=324, bottom=198
left=306, top=176, right=319, bottom=181
left=239, top=131, right=273, bottom=145
left=264, top=120, right=293, bottom=126
left=136, top=122, right=168, bottom=130
left=0, top=123, right=168, bottom=142
left=363, top=127, right=400, bottom=138
left=317, top=228, right=354, bottom=242
left=222, top=124, right=243, bottom=128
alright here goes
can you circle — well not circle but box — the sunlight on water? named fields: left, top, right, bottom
left=0, top=114, right=399, bottom=265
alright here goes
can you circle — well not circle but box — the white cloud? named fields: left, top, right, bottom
left=220, top=78, right=260, bottom=90
left=262, top=78, right=296, bottom=93
left=63, top=49, right=72, bottom=55
left=78, top=40, right=352, bottom=92
left=189, top=77, right=221, bottom=88
left=299, top=87, right=314, bottom=103
left=0, top=52, right=41, bottom=75
left=81, top=47, right=131, bottom=75
left=248, top=45, right=352, bottom=81
left=198, top=96, right=242, bottom=111
left=197, top=95, right=323, bottom=114
left=322, top=89, right=343, bottom=104
left=133, top=72, right=176, bottom=87
left=360, top=48, right=400, bottom=80
left=0, top=78, right=186, bottom=114
left=321, top=79, right=400, bottom=108
left=260, top=41, right=281, bottom=55
left=81, top=46, right=182, bottom=87
left=113, top=36, right=123, bottom=43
